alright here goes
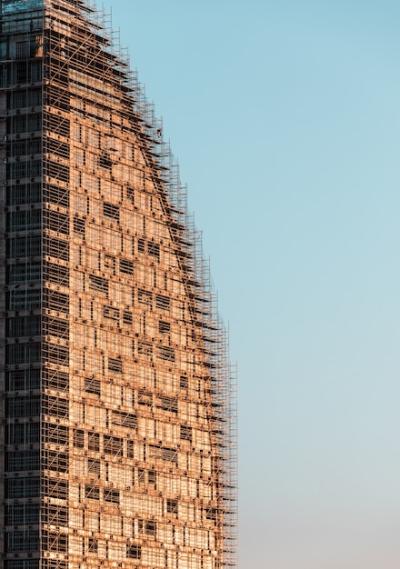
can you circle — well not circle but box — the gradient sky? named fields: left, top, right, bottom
left=100, top=1, right=400, bottom=567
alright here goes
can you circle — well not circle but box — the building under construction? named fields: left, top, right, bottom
left=0, top=1, right=237, bottom=568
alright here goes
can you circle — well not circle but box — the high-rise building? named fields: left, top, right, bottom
left=0, top=1, right=236, bottom=569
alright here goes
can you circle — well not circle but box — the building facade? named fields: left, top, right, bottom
left=0, top=1, right=236, bottom=569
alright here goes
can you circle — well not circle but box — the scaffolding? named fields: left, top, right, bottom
left=0, top=1, right=237, bottom=568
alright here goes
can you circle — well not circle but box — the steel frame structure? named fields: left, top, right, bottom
left=0, top=1, right=237, bottom=568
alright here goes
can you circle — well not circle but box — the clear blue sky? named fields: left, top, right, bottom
left=102, top=1, right=400, bottom=567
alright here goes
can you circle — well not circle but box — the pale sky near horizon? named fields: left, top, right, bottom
left=101, top=1, right=400, bottom=567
